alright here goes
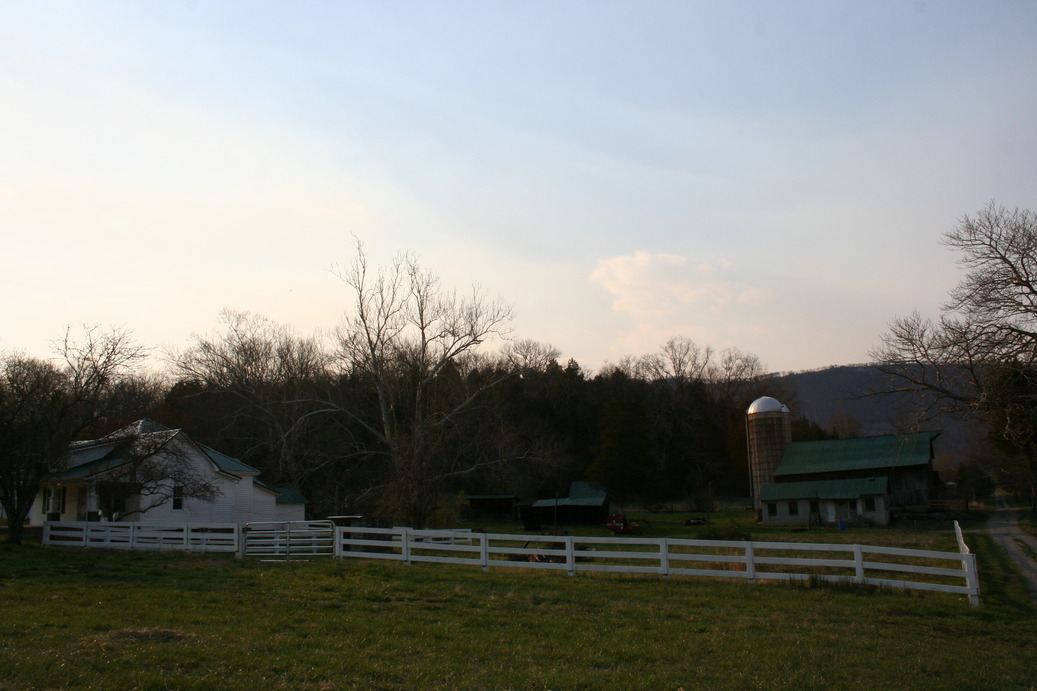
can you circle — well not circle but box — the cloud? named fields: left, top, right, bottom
left=590, top=251, right=769, bottom=318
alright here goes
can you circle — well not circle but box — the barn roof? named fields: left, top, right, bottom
left=774, top=431, right=939, bottom=477
left=760, top=476, right=888, bottom=501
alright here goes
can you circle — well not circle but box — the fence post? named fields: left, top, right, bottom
left=333, top=527, right=343, bottom=559
left=964, top=552, right=981, bottom=607
left=130, top=524, right=138, bottom=551
left=745, top=542, right=756, bottom=583
left=401, top=528, right=411, bottom=564
left=954, top=520, right=981, bottom=607
left=660, top=538, right=670, bottom=580
left=853, top=545, right=865, bottom=584
left=480, top=534, right=490, bottom=573
left=566, top=537, right=576, bottom=577
left=236, top=524, right=246, bottom=560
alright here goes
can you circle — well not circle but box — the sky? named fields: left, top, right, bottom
left=2, top=1, right=1036, bottom=374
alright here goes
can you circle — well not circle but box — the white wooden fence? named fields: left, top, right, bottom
left=331, top=525, right=981, bottom=606
left=42, top=520, right=981, bottom=605
left=43, top=521, right=240, bottom=552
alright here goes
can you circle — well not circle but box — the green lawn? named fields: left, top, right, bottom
left=1, top=528, right=1035, bottom=690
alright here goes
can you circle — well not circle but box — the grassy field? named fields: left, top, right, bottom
left=1, top=516, right=1036, bottom=690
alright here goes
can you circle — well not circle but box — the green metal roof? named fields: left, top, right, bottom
left=51, top=453, right=129, bottom=481
left=569, top=482, right=606, bottom=500
left=198, top=444, right=260, bottom=475
left=272, top=486, right=309, bottom=505
left=50, top=422, right=260, bottom=481
left=760, top=476, right=888, bottom=501
left=532, top=481, right=607, bottom=508
left=774, top=431, right=939, bottom=477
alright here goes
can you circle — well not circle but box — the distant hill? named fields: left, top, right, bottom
left=765, top=364, right=981, bottom=474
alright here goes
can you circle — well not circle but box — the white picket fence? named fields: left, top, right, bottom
left=44, top=521, right=240, bottom=552
left=42, top=520, right=981, bottom=605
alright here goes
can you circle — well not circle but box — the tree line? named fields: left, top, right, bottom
left=1, top=241, right=802, bottom=541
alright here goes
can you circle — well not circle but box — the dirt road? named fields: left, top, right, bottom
left=984, top=507, right=1037, bottom=600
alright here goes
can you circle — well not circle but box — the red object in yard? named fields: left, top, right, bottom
left=606, top=513, right=640, bottom=535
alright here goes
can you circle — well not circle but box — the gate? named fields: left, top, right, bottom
left=241, top=520, right=335, bottom=559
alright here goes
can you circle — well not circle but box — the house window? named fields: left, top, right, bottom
left=172, top=486, right=184, bottom=511
left=788, top=501, right=799, bottom=516
left=863, top=497, right=876, bottom=513
left=767, top=502, right=777, bottom=517
left=44, top=487, right=66, bottom=515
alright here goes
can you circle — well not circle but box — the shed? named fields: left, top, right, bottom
left=530, top=482, right=609, bottom=526
left=465, top=494, right=518, bottom=521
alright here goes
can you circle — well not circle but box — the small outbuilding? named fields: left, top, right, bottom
left=529, top=482, right=609, bottom=526
left=465, top=494, right=518, bottom=521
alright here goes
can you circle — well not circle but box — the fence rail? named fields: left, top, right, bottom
left=331, top=525, right=980, bottom=606
left=42, top=520, right=980, bottom=605
left=44, top=522, right=239, bottom=552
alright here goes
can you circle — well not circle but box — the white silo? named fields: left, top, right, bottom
left=746, top=396, right=792, bottom=511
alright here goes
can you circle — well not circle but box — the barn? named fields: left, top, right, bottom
left=747, top=396, right=939, bottom=527
left=757, top=431, right=939, bottom=526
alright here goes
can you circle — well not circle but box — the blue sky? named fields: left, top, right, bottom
left=2, top=1, right=1035, bottom=373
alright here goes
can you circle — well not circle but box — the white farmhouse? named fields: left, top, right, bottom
left=29, top=419, right=306, bottom=525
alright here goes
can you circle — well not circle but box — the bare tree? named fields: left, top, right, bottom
left=871, top=202, right=1037, bottom=507
left=639, top=336, right=714, bottom=385
left=0, top=325, right=149, bottom=543
left=501, top=339, right=561, bottom=372
left=169, top=310, right=353, bottom=490
left=333, top=239, right=516, bottom=526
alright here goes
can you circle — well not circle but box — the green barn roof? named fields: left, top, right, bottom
left=760, top=476, right=888, bottom=501
left=774, top=431, right=939, bottom=477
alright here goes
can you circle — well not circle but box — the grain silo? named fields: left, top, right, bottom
left=746, top=396, right=791, bottom=511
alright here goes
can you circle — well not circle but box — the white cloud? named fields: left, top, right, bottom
left=590, top=251, right=770, bottom=319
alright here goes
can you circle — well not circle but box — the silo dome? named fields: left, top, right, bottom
left=747, top=396, right=786, bottom=415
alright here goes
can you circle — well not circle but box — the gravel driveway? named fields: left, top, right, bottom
left=984, top=507, right=1037, bottom=600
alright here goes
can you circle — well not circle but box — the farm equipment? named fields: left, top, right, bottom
left=606, top=513, right=649, bottom=535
